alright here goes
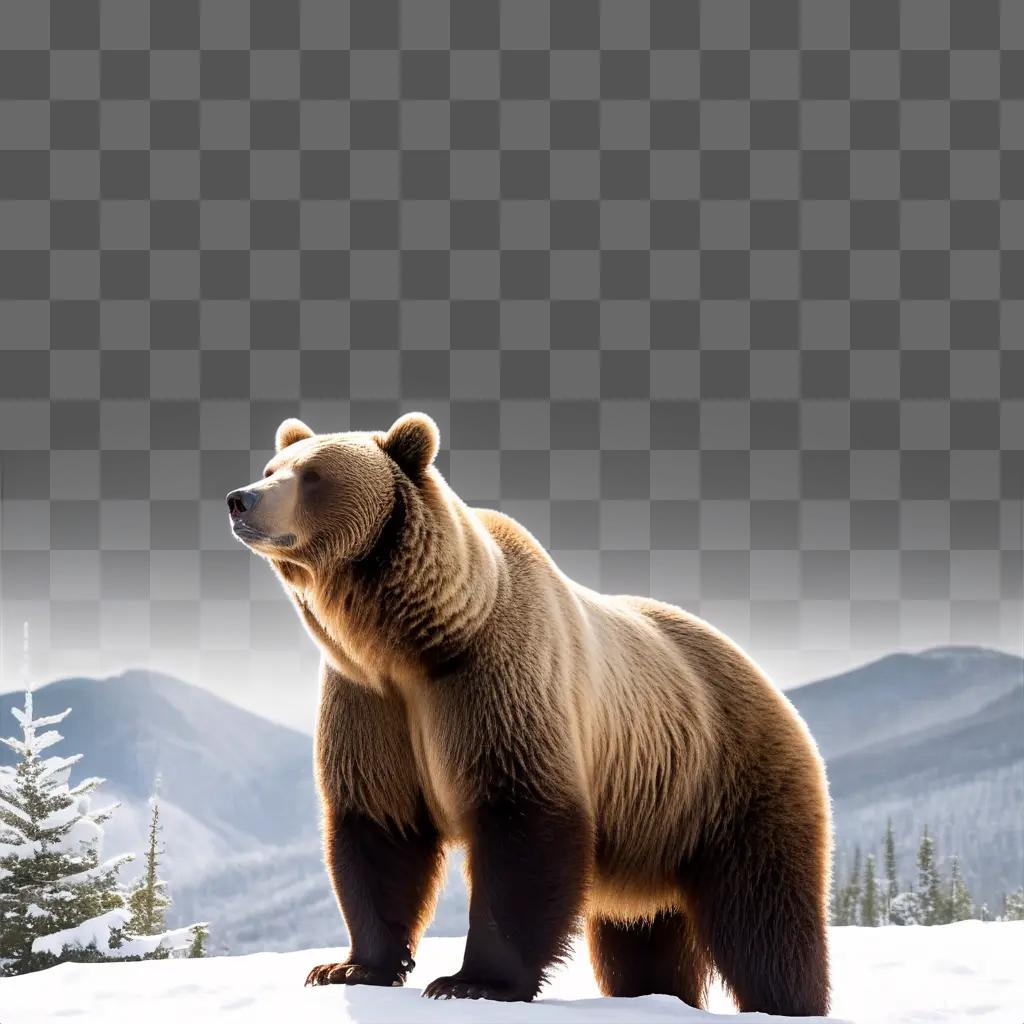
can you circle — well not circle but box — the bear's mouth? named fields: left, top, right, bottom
left=231, top=522, right=297, bottom=549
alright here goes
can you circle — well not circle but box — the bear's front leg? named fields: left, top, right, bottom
left=306, top=802, right=443, bottom=988
left=424, top=788, right=589, bottom=1002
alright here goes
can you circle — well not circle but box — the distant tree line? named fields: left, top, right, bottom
left=832, top=819, right=1024, bottom=926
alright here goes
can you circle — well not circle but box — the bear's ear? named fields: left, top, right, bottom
left=275, top=417, right=314, bottom=452
left=381, top=412, right=439, bottom=478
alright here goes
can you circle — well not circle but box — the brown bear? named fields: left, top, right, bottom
left=226, top=412, right=831, bottom=1015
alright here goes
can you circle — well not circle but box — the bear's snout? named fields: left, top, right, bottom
left=226, top=488, right=261, bottom=520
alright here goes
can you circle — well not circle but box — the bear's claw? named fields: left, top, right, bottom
left=305, top=960, right=412, bottom=988
left=423, top=975, right=531, bottom=1001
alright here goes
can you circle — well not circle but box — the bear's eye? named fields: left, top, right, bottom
left=263, top=468, right=273, bottom=478
left=301, top=469, right=321, bottom=485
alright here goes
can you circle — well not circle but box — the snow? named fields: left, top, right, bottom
left=11, top=708, right=71, bottom=731
left=2, top=691, right=69, bottom=759
left=67, top=775, right=104, bottom=796
left=37, top=799, right=80, bottom=832
left=0, top=792, right=31, bottom=823
left=30, top=908, right=132, bottom=956
left=29, top=906, right=201, bottom=960
left=0, top=838, right=42, bottom=860
left=35, top=753, right=82, bottom=784
left=58, top=813, right=103, bottom=851
left=3, top=922, right=1021, bottom=1024
left=110, top=923, right=206, bottom=960
left=59, top=850, right=134, bottom=886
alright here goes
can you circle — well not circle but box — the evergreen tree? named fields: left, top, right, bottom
left=860, top=853, right=879, bottom=927
left=123, top=784, right=209, bottom=957
left=829, top=850, right=845, bottom=925
left=946, top=856, right=973, bottom=922
left=1003, top=887, right=1024, bottom=922
left=0, top=681, right=205, bottom=972
left=845, top=846, right=862, bottom=926
left=127, top=792, right=171, bottom=943
left=889, top=889, right=923, bottom=926
left=832, top=847, right=863, bottom=926
left=188, top=923, right=208, bottom=958
left=883, top=818, right=898, bottom=922
left=0, top=686, right=132, bottom=974
left=916, top=826, right=944, bottom=926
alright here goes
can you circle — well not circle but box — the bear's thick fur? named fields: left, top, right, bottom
left=227, top=413, right=831, bottom=1015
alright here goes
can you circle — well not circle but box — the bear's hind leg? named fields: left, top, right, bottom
left=587, top=909, right=711, bottom=1008
left=684, top=826, right=830, bottom=1016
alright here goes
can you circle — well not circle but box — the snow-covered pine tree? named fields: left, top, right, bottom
left=188, top=923, right=208, bottom=958
left=127, top=792, right=171, bottom=946
left=0, top=686, right=132, bottom=974
left=860, top=853, right=879, bottom=927
left=946, top=856, right=973, bottom=922
left=1004, top=888, right=1024, bottom=921
left=1003, top=888, right=1024, bottom=921
left=888, top=889, right=922, bottom=926
left=883, top=818, right=898, bottom=923
left=123, top=784, right=209, bottom=957
left=0, top=682, right=205, bottom=971
left=916, top=826, right=944, bottom=926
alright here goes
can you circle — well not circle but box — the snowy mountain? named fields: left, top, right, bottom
left=786, top=647, right=1024, bottom=910
left=1, top=647, right=1021, bottom=954
left=786, top=646, right=1022, bottom=760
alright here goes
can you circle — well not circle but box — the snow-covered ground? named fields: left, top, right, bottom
left=2, top=922, right=1021, bottom=1024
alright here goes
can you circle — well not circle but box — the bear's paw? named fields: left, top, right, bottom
left=305, top=958, right=414, bottom=988
left=423, top=973, right=536, bottom=1002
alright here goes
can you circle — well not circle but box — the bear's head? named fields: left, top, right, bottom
left=226, top=412, right=439, bottom=564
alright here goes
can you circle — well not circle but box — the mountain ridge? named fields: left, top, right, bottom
left=785, top=645, right=1022, bottom=760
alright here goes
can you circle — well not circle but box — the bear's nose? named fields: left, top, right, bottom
left=226, top=488, right=260, bottom=519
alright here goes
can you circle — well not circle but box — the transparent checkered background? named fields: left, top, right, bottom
left=0, top=0, right=1022, bottom=717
